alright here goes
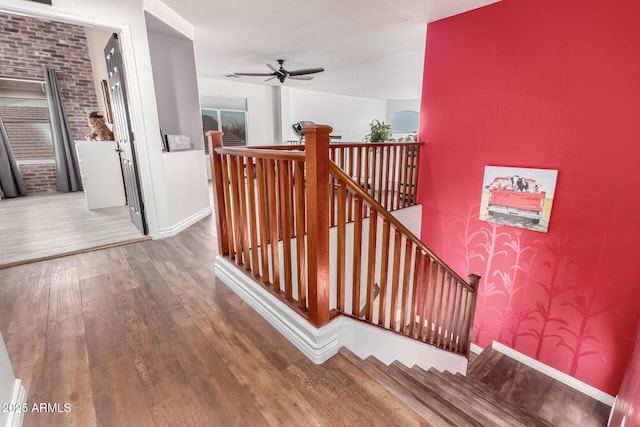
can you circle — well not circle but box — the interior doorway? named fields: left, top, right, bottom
left=0, top=11, right=147, bottom=267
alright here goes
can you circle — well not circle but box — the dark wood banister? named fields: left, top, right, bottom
left=328, top=160, right=479, bottom=293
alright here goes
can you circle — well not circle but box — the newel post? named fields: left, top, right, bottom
left=304, top=124, right=333, bottom=327
left=465, top=273, right=481, bottom=357
left=207, top=131, right=229, bottom=256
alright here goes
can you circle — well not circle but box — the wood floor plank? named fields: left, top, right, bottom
left=24, top=258, right=96, bottom=427
left=91, top=356, right=155, bottom=427
left=79, top=274, right=129, bottom=369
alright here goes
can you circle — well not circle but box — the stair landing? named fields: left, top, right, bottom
left=339, top=347, right=611, bottom=426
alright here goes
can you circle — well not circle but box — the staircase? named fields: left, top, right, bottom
left=339, top=346, right=553, bottom=427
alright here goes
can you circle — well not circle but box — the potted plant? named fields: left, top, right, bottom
left=364, top=119, right=392, bottom=142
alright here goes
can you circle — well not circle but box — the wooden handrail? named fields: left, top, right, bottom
left=328, top=160, right=476, bottom=293
left=214, top=146, right=305, bottom=161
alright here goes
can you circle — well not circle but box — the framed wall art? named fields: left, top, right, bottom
left=479, top=166, right=558, bottom=233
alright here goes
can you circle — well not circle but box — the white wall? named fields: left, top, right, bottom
left=0, top=331, right=23, bottom=427
left=147, top=17, right=204, bottom=150
left=386, top=99, right=420, bottom=139
left=198, top=77, right=277, bottom=145
left=284, top=88, right=387, bottom=142
left=84, top=27, right=112, bottom=130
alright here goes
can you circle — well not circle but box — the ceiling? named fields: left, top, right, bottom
left=156, top=0, right=499, bottom=100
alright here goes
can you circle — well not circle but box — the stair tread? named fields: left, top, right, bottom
left=338, top=349, right=452, bottom=426
left=391, top=361, right=532, bottom=427
left=411, top=365, right=539, bottom=426
left=449, top=372, right=553, bottom=427
left=438, top=369, right=552, bottom=427
left=374, top=358, right=487, bottom=427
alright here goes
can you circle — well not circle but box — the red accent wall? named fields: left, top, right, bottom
left=418, top=0, right=640, bottom=395
left=610, top=319, right=640, bottom=426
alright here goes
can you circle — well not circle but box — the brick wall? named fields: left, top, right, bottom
left=19, top=162, right=57, bottom=194
left=0, top=12, right=99, bottom=141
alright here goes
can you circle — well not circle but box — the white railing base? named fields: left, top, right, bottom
left=215, top=255, right=468, bottom=373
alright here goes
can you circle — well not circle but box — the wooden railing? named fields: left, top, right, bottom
left=209, top=125, right=479, bottom=356
left=248, top=141, right=422, bottom=226
left=329, top=161, right=479, bottom=356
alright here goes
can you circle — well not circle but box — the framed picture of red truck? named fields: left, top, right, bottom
left=479, top=166, right=558, bottom=233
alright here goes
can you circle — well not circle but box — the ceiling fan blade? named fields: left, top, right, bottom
left=264, top=76, right=276, bottom=82
left=288, top=75, right=314, bottom=81
left=267, top=63, right=286, bottom=77
left=234, top=72, right=275, bottom=77
left=288, top=67, right=324, bottom=76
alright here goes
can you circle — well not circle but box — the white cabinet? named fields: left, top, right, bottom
left=75, top=141, right=126, bottom=210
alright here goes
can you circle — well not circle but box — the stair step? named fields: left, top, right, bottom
left=466, top=345, right=503, bottom=378
left=433, top=369, right=552, bottom=427
left=338, top=349, right=451, bottom=426
left=373, top=358, right=485, bottom=426
left=450, top=372, right=553, bottom=427
left=390, top=361, right=523, bottom=427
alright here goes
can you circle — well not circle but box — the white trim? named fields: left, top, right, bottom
left=16, top=160, right=56, bottom=165
left=215, top=256, right=468, bottom=372
left=5, top=379, right=26, bottom=427
left=491, top=341, right=615, bottom=406
left=470, top=342, right=484, bottom=355
left=157, top=207, right=211, bottom=238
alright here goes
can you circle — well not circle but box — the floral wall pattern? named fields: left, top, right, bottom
left=418, top=0, right=640, bottom=395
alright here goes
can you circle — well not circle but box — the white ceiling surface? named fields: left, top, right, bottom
left=157, top=0, right=499, bottom=100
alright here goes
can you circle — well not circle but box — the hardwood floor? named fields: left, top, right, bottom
left=0, top=214, right=611, bottom=426
left=0, top=192, right=147, bottom=268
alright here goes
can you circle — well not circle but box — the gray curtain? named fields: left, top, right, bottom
left=45, top=68, right=83, bottom=192
left=0, top=114, right=27, bottom=198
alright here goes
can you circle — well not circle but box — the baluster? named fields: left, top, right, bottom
left=347, top=147, right=355, bottom=221
left=278, top=160, right=293, bottom=299
left=337, top=180, right=347, bottom=312
left=418, top=255, right=432, bottom=341
left=376, top=146, right=384, bottom=206
left=245, top=157, right=259, bottom=276
left=294, top=160, right=307, bottom=309
left=389, top=229, right=402, bottom=330
left=377, top=220, right=391, bottom=328
left=400, top=240, right=413, bottom=334
left=256, top=159, right=270, bottom=284
left=235, top=156, right=251, bottom=270
left=365, top=210, right=378, bottom=321
left=399, top=145, right=407, bottom=209
left=448, top=282, right=463, bottom=351
left=228, top=156, right=244, bottom=265
left=351, top=196, right=363, bottom=316
left=408, top=250, right=422, bottom=338
left=390, top=146, right=398, bottom=210
left=220, top=154, right=235, bottom=259
left=266, top=158, right=280, bottom=291
left=427, top=264, right=441, bottom=345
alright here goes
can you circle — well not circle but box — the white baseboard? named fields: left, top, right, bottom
left=5, top=379, right=26, bottom=427
left=491, top=341, right=615, bottom=406
left=215, top=256, right=468, bottom=373
left=470, top=342, right=483, bottom=355
left=157, top=207, right=212, bottom=239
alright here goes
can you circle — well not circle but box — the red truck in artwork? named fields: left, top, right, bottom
left=486, top=176, right=546, bottom=224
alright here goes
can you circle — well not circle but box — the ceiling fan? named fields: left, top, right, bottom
left=231, top=59, right=324, bottom=83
